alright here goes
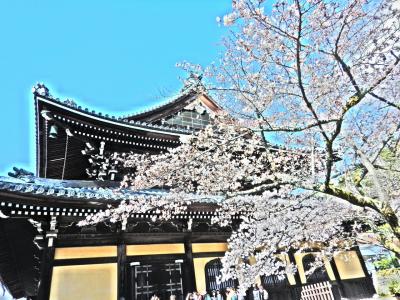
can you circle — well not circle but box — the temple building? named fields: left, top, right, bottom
left=0, top=79, right=375, bottom=300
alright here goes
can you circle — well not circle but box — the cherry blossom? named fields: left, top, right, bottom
left=80, top=0, right=400, bottom=290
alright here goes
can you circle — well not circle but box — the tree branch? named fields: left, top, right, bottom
left=321, top=185, right=400, bottom=238
left=263, top=119, right=338, bottom=133
left=294, top=0, right=330, bottom=143
left=369, top=92, right=400, bottom=111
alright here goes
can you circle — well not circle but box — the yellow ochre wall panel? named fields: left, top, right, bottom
left=277, top=254, right=296, bottom=285
left=50, top=263, right=117, bottom=300
left=54, top=246, right=117, bottom=260
left=126, top=243, right=184, bottom=256
left=194, top=257, right=220, bottom=294
left=294, top=252, right=336, bottom=284
left=334, top=251, right=365, bottom=280
left=192, top=243, right=228, bottom=253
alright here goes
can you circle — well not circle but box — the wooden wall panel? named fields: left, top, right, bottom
left=126, top=243, right=185, bottom=256
left=50, top=263, right=117, bottom=300
left=192, top=243, right=228, bottom=253
left=54, top=246, right=117, bottom=260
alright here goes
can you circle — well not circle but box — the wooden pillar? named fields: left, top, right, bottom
left=37, top=244, right=55, bottom=300
left=118, top=244, right=127, bottom=300
left=287, top=250, right=302, bottom=285
left=329, top=255, right=341, bottom=282
left=38, top=216, right=57, bottom=300
left=329, top=255, right=345, bottom=299
left=184, top=233, right=196, bottom=294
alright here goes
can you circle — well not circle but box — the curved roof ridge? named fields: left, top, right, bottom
left=119, top=74, right=221, bottom=122
left=32, top=83, right=192, bottom=134
left=120, top=88, right=197, bottom=121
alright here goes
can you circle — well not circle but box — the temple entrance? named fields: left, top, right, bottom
left=130, top=260, right=184, bottom=300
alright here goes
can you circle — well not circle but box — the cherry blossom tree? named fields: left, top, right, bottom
left=81, top=0, right=400, bottom=291
left=201, top=0, right=400, bottom=256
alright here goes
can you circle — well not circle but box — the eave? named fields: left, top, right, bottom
left=0, top=176, right=225, bottom=219
left=34, top=93, right=188, bottom=180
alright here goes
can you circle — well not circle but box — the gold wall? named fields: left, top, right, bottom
left=294, top=251, right=366, bottom=283
left=50, top=263, right=117, bottom=300
left=334, top=251, right=365, bottom=279
left=126, top=243, right=185, bottom=256
left=49, top=244, right=366, bottom=298
left=192, top=243, right=228, bottom=253
left=194, top=257, right=220, bottom=293
left=192, top=243, right=228, bottom=292
left=54, top=246, right=117, bottom=260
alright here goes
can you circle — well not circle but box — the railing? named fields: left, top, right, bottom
left=300, top=281, right=335, bottom=300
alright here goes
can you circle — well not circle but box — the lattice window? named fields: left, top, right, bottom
left=132, top=262, right=183, bottom=300
left=164, top=110, right=211, bottom=130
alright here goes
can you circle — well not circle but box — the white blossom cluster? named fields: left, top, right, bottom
left=79, top=121, right=368, bottom=290
left=78, top=192, right=189, bottom=227
left=217, top=190, right=359, bottom=291
left=120, top=117, right=318, bottom=195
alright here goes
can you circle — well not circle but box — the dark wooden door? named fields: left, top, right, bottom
left=130, top=261, right=184, bottom=300
left=205, top=259, right=238, bottom=292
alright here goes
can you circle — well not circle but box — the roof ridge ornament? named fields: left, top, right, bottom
left=32, top=83, right=49, bottom=97
left=8, top=167, right=35, bottom=183
left=181, top=72, right=205, bottom=93
left=63, top=98, right=77, bottom=108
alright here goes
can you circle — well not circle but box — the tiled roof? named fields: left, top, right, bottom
left=120, top=89, right=198, bottom=121
left=120, top=73, right=208, bottom=121
left=0, top=176, right=221, bottom=204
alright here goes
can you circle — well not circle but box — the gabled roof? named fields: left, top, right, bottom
left=121, top=89, right=221, bottom=123
left=33, top=84, right=192, bottom=180
left=120, top=74, right=221, bottom=123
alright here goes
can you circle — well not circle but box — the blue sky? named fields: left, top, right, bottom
left=0, top=0, right=231, bottom=176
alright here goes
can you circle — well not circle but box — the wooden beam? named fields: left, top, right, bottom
left=329, top=254, right=345, bottom=298
left=329, top=255, right=342, bottom=281
left=287, top=250, right=302, bottom=286
left=37, top=245, right=55, bottom=300
left=55, top=232, right=230, bottom=247
left=183, top=233, right=196, bottom=295
left=118, top=244, right=127, bottom=300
